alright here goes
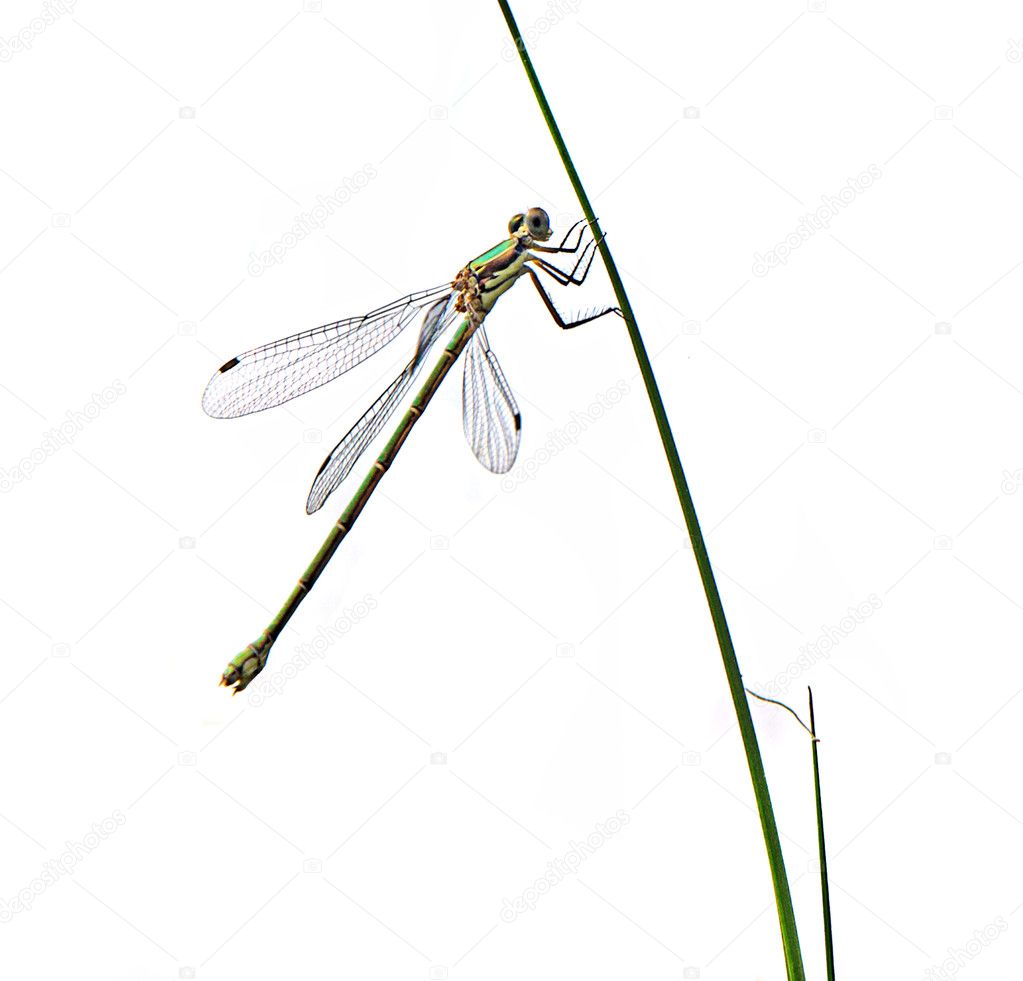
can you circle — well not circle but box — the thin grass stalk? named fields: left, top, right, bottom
left=495, top=3, right=805, bottom=977
left=809, top=688, right=836, bottom=980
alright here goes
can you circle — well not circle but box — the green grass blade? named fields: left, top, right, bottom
left=495, top=3, right=805, bottom=977
left=749, top=685, right=838, bottom=979
left=809, top=688, right=836, bottom=981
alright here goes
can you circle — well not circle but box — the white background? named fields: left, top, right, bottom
left=2, top=1, right=1022, bottom=978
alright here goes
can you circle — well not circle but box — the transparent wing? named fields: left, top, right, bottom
left=462, top=328, right=521, bottom=474
left=305, top=293, right=460, bottom=514
left=202, top=284, right=453, bottom=418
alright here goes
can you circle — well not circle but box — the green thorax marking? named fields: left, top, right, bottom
left=470, top=237, right=517, bottom=270
left=467, top=236, right=531, bottom=313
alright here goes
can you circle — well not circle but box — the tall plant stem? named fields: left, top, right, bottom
left=496, top=3, right=805, bottom=977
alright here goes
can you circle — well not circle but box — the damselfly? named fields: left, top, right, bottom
left=204, top=207, right=620, bottom=692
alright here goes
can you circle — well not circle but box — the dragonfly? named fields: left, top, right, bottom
left=204, top=207, right=620, bottom=693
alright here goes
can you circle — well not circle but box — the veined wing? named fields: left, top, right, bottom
left=462, top=328, right=520, bottom=474
left=202, top=284, right=453, bottom=418
left=306, top=293, right=461, bottom=514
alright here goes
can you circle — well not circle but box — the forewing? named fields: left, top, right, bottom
left=305, top=293, right=460, bottom=514
left=201, top=284, right=452, bottom=418
left=462, top=330, right=521, bottom=474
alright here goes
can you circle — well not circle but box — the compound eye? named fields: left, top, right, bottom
left=526, top=207, right=550, bottom=234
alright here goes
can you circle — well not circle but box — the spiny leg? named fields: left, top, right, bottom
left=526, top=266, right=621, bottom=330
left=551, top=218, right=585, bottom=251
left=531, top=217, right=599, bottom=254
left=530, top=237, right=603, bottom=285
